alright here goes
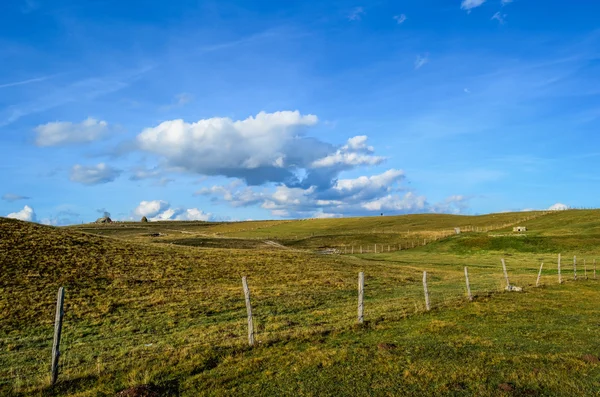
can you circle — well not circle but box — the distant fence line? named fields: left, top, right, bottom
left=7, top=252, right=596, bottom=389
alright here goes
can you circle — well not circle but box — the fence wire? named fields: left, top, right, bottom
left=1, top=254, right=595, bottom=393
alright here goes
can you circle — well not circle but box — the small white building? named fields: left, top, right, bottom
left=513, top=226, right=527, bottom=232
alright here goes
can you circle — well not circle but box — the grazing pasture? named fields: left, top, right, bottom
left=1, top=210, right=599, bottom=396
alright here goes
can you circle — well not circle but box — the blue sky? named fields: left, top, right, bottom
left=1, top=0, right=599, bottom=224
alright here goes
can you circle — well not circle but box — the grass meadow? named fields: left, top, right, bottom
left=1, top=210, right=600, bottom=395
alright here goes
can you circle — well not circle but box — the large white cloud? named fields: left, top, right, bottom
left=137, top=111, right=322, bottom=184
left=35, top=117, right=109, bottom=146
left=6, top=205, right=36, bottom=222
left=134, top=200, right=170, bottom=218
left=70, top=163, right=121, bottom=185
left=135, top=111, right=383, bottom=187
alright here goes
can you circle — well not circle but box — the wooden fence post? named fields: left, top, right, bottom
left=464, top=267, right=473, bottom=301
left=594, top=259, right=597, bottom=280
left=388, top=245, right=390, bottom=252
left=558, top=253, right=562, bottom=284
left=358, top=272, right=364, bottom=324
left=242, top=277, right=255, bottom=347
left=360, top=245, right=362, bottom=254
left=423, top=271, right=431, bottom=311
left=352, top=246, right=354, bottom=254
left=574, top=255, right=577, bottom=280
left=501, top=259, right=510, bottom=289
left=584, top=259, right=587, bottom=279
left=51, top=287, right=65, bottom=385
left=536, top=263, right=544, bottom=287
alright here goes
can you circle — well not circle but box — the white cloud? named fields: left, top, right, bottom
left=70, top=163, right=122, bottom=185
left=548, top=203, right=568, bottom=211
left=501, top=0, right=513, bottom=4
left=415, top=54, right=429, bottom=70
left=134, top=200, right=170, bottom=218
left=348, top=7, right=365, bottom=21
left=7, top=205, right=36, bottom=222
left=132, top=200, right=212, bottom=221
left=35, top=117, right=109, bottom=146
left=198, top=168, right=466, bottom=218
left=312, top=152, right=385, bottom=168
left=312, top=136, right=384, bottom=168
left=344, top=135, right=374, bottom=152
left=461, top=0, right=486, bottom=11
left=2, top=193, right=30, bottom=202
left=393, top=14, right=407, bottom=24
left=137, top=111, right=324, bottom=185
left=175, top=208, right=212, bottom=221
left=332, top=169, right=405, bottom=198
left=361, top=192, right=427, bottom=212
left=491, top=12, right=506, bottom=24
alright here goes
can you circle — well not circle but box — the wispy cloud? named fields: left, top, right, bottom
left=501, top=0, right=513, bottom=5
left=414, top=54, right=429, bottom=70
left=348, top=7, right=365, bottom=21
left=461, top=0, right=486, bottom=11
left=34, top=117, right=110, bottom=147
left=2, top=193, right=30, bottom=202
left=393, top=14, right=407, bottom=24
left=0, top=75, right=54, bottom=89
left=159, top=93, right=194, bottom=111
left=0, top=66, right=154, bottom=128
left=70, top=163, right=122, bottom=185
left=491, top=12, right=507, bottom=24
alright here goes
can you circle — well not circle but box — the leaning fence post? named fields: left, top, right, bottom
left=242, top=277, right=255, bottom=346
left=536, top=263, right=544, bottom=287
left=51, top=287, right=65, bottom=385
left=464, top=267, right=473, bottom=301
left=501, top=259, right=510, bottom=289
left=358, top=272, right=364, bottom=324
left=558, top=253, right=562, bottom=284
left=423, top=271, right=431, bottom=311
left=574, top=256, right=577, bottom=280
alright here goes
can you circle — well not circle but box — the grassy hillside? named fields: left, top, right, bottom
left=2, top=214, right=600, bottom=396
left=70, top=210, right=552, bottom=250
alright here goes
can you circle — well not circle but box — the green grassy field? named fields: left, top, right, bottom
left=2, top=210, right=600, bottom=396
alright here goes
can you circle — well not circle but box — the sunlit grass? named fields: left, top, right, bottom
left=2, top=214, right=600, bottom=396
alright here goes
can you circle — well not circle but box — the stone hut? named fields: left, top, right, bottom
left=95, top=216, right=112, bottom=224
left=141, top=216, right=149, bottom=223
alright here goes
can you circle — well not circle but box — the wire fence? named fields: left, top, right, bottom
left=1, top=252, right=597, bottom=393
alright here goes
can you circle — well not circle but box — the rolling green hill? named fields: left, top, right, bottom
left=2, top=212, right=600, bottom=396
